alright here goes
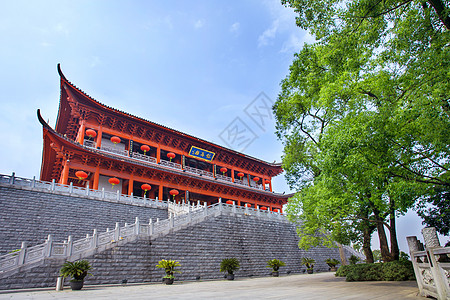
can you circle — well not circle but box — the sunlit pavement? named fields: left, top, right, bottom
left=0, top=272, right=422, bottom=300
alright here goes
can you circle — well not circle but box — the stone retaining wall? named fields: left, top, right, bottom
left=0, top=185, right=168, bottom=255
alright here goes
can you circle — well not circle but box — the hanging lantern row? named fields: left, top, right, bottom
left=167, top=152, right=176, bottom=161
left=108, top=177, right=120, bottom=188
left=110, top=136, right=121, bottom=145
left=85, top=129, right=97, bottom=139
left=253, top=177, right=260, bottom=182
left=140, top=144, right=150, bottom=155
left=220, top=167, right=227, bottom=175
left=260, top=206, right=268, bottom=211
left=237, top=172, right=244, bottom=179
left=169, top=189, right=179, bottom=199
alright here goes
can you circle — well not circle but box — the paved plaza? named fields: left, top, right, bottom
left=0, top=272, right=422, bottom=300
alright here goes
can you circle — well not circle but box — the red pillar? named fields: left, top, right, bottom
left=128, top=175, right=134, bottom=196
left=158, top=184, right=163, bottom=201
left=77, top=120, right=86, bottom=144
left=93, top=167, right=100, bottom=190
left=157, top=146, right=161, bottom=163
left=95, top=126, right=103, bottom=149
left=231, top=169, right=235, bottom=183
left=60, top=161, right=69, bottom=185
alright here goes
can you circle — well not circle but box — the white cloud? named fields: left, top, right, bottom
left=258, top=20, right=279, bottom=47
left=230, top=22, right=240, bottom=33
left=279, top=31, right=314, bottom=53
left=194, top=19, right=204, bottom=29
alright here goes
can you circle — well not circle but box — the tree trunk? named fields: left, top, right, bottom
left=337, top=242, right=348, bottom=266
left=375, top=215, right=393, bottom=262
left=389, top=209, right=400, bottom=261
left=363, top=226, right=374, bottom=263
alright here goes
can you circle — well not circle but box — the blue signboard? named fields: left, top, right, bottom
left=188, top=146, right=215, bottom=162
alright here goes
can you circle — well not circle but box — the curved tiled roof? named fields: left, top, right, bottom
left=56, top=64, right=283, bottom=173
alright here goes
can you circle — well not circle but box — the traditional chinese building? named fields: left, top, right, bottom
left=38, top=64, right=289, bottom=211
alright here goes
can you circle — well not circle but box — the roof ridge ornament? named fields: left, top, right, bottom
left=57, top=63, right=67, bottom=81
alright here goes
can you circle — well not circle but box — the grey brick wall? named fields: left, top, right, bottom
left=1, top=211, right=352, bottom=290
left=0, top=186, right=168, bottom=255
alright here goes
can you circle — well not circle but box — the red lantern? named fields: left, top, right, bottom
left=108, top=177, right=120, bottom=188
left=169, top=189, right=179, bottom=199
left=244, top=203, right=252, bottom=208
left=141, top=183, right=151, bottom=196
left=253, top=177, right=260, bottom=182
left=85, top=129, right=97, bottom=139
left=220, top=167, right=227, bottom=175
left=140, top=145, right=150, bottom=154
left=75, top=171, right=88, bottom=181
left=167, top=152, right=176, bottom=161
left=264, top=180, right=270, bottom=184
left=226, top=200, right=233, bottom=205
left=260, top=206, right=268, bottom=211
left=237, top=172, right=244, bottom=179
left=141, top=183, right=151, bottom=191
left=274, top=209, right=280, bottom=213
left=110, top=136, right=121, bottom=145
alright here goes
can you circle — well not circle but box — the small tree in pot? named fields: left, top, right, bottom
left=220, top=258, right=240, bottom=280
left=267, top=259, right=286, bottom=277
left=60, top=260, right=92, bottom=290
left=156, top=259, right=181, bottom=285
left=301, top=257, right=316, bottom=274
left=325, top=258, right=340, bottom=272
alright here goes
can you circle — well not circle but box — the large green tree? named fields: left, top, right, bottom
left=276, top=0, right=449, bottom=261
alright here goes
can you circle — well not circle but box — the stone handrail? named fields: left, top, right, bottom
left=407, top=228, right=450, bottom=300
left=0, top=173, right=168, bottom=210
left=168, top=200, right=205, bottom=217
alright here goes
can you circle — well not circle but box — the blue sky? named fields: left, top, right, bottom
left=0, top=0, right=445, bottom=251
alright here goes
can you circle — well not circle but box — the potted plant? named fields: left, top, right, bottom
left=220, top=258, right=240, bottom=280
left=156, top=259, right=181, bottom=285
left=325, top=258, right=340, bottom=272
left=267, top=259, right=286, bottom=277
left=301, top=257, right=316, bottom=274
left=60, top=260, right=92, bottom=290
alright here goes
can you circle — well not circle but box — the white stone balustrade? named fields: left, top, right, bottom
left=407, top=228, right=450, bottom=300
left=0, top=173, right=168, bottom=210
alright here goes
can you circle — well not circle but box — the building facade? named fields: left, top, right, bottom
left=39, top=65, right=289, bottom=211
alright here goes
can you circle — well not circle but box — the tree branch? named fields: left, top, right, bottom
left=295, top=116, right=319, bottom=146
left=427, top=0, right=450, bottom=30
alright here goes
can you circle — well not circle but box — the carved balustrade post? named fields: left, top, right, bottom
left=45, top=235, right=53, bottom=257
left=135, top=217, right=140, bottom=235
left=18, top=242, right=27, bottom=265
left=67, top=236, right=73, bottom=257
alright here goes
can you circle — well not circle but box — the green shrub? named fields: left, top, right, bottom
left=381, top=260, right=415, bottom=281
left=336, top=261, right=415, bottom=281
left=335, top=264, right=352, bottom=277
